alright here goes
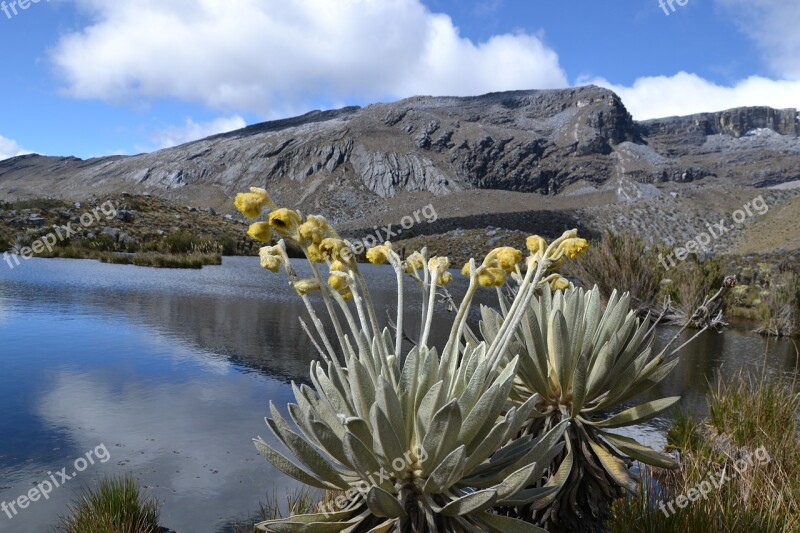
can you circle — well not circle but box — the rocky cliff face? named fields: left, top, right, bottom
left=1, top=86, right=798, bottom=227
left=641, top=107, right=798, bottom=139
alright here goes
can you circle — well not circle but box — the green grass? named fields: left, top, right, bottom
left=611, top=371, right=800, bottom=533
left=27, top=247, right=223, bottom=269
left=57, top=475, right=161, bottom=533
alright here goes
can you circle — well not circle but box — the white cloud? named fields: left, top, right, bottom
left=588, top=72, right=800, bottom=120
left=44, top=0, right=800, bottom=128
left=49, top=0, right=567, bottom=117
left=715, top=0, right=800, bottom=80
left=0, top=135, right=31, bottom=161
left=151, top=115, right=247, bottom=149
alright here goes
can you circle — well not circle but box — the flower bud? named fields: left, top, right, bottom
left=366, top=245, right=390, bottom=265
left=269, top=208, right=302, bottom=235
left=558, top=238, right=589, bottom=259
left=306, top=243, right=325, bottom=263
left=404, top=252, right=425, bottom=274
left=234, top=192, right=269, bottom=219
left=478, top=267, right=507, bottom=288
left=549, top=276, right=571, bottom=291
left=328, top=271, right=350, bottom=291
left=494, top=247, right=522, bottom=273
left=292, top=279, right=321, bottom=296
left=259, top=246, right=283, bottom=273
left=247, top=222, right=272, bottom=243
left=526, top=235, right=547, bottom=255
left=319, top=238, right=350, bottom=262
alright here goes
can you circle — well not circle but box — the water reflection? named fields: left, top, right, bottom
left=0, top=258, right=796, bottom=532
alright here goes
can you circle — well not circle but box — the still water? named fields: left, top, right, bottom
left=0, top=257, right=796, bottom=532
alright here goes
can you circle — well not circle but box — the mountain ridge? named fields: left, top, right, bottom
left=1, top=86, right=798, bottom=254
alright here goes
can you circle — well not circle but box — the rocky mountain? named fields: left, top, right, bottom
left=1, top=86, right=799, bottom=253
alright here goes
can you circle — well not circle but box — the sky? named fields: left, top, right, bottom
left=0, top=0, right=798, bottom=161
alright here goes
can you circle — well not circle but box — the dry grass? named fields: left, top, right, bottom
left=754, top=271, right=800, bottom=337
left=611, top=371, right=800, bottom=533
left=230, top=488, right=328, bottom=533
left=566, top=231, right=665, bottom=315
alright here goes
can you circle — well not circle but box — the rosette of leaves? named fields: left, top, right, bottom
left=481, top=286, right=680, bottom=532
left=254, top=334, right=569, bottom=532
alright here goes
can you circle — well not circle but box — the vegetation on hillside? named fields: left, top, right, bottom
left=0, top=194, right=255, bottom=268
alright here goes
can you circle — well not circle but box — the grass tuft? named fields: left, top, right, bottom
left=57, top=474, right=161, bottom=533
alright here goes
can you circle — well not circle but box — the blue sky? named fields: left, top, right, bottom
left=1, top=0, right=798, bottom=161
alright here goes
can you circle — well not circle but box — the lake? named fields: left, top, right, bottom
left=0, top=257, right=797, bottom=532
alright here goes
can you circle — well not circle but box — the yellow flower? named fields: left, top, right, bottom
left=428, top=256, right=450, bottom=273
left=549, top=276, right=571, bottom=291
left=330, top=260, right=348, bottom=273
left=292, top=279, right=321, bottom=296
left=478, top=267, right=507, bottom=288
left=328, top=271, right=349, bottom=291
left=259, top=246, right=283, bottom=273
left=299, top=215, right=330, bottom=245
left=249, top=187, right=272, bottom=205
left=234, top=192, right=268, bottom=219
left=526, top=235, right=548, bottom=255
left=495, top=247, right=522, bottom=273
left=404, top=252, right=425, bottom=274
left=269, top=208, right=302, bottom=235
left=338, top=286, right=353, bottom=301
left=558, top=238, right=589, bottom=259
left=306, top=243, right=325, bottom=263
left=461, top=262, right=471, bottom=277
left=366, top=245, right=390, bottom=265
left=247, top=222, right=272, bottom=243
left=319, top=238, right=349, bottom=262
left=439, top=271, right=453, bottom=286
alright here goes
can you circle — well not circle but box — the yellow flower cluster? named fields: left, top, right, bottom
left=527, top=231, right=589, bottom=291
left=364, top=242, right=452, bottom=286
left=456, top=231, right=589, bottom=290
left=234, top=186, right=347, bottom=273
left=462, top=246, right=523, bottom=288
left=526, top=231, right=589, bottom=263
left=235, top=185, right=589, bottom=295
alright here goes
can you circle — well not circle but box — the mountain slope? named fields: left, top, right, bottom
left=1, top=86, right=798, bottom=251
